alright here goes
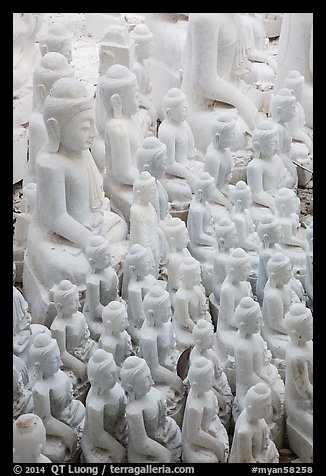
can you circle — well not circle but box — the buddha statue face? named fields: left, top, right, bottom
left=102, top=305, right=128, bottom=333
left=250, top=394, right=271, bottom=420
left=270, top=261, right=292, bottom=287
left=155, top=296, right=172, bottom=324
left=137, top=179, right=157, bottom=204
left=259, top=130, right=280, bottom=157
left=98, top=360, right=117, bottom=390
left=59, top=288, right=80, bottom=316
left=170, top=97, right=188, bottom=122
left=94, top=246, right=111, bottom=271
left=121, top=81, right=141, bottom=116
left=60, top=108, right=97, bottom=154
left=217, top=124, right=236, bottom=149
left=228, top=253, right=250, bottom=281
left=42, top=344, right=62, bottom=378
left=182, top=262, right=201, bottom=288
left=130, top=362, right=154, bottom=399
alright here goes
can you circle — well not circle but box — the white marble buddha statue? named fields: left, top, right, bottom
left=140, top=286, right=185, bottom=424
left=121, top=356, right=182, bottom=463
left=130, top=23, right=157, bottom=136
left=13, top=414, right=52, bottom=463
left=172, top=257, right=211, bottom=353
left=121, top=242, right=157, bottom=300
left=181, top=13, right=261, bottom=153
left=130, top=171, right=161, bottom=277
left=157, top=87, right=201, bottom=212
left=24, top=51, right=74, bottom=186
left=83, top=236, right=119, bottom=341
left=214, top=248, right=252, bottom=391
left=233, top=296, right=285, bottom=447
left=187, top=172, right=216, bottom=294
left=38, top=22, right=72, bottom=63
left=229, top=383, right=279, bottom=463
left=100, top=64, right=143, bottom=220
left=99, top=300, right=133, bottom=375
left=29, top=334, right=85, bottom=462
left=247, top=120, right=293, bottom=215
left=190, top=319, right=233, bottom=430
left=24, top=77, right=128, bottom=326
left=13, top=354, right=34, bottom=420
left=204, top=113, right=235, bottom=214
left=182, top=357, right=229, bottom=463
left=209, top=217, right=238, bottom=322
left=262, top=252, right=301, bottom=377
left=51, top=279, right=97, bottom=398
left=81, top=349, right=127, bottom=463
left=284, top=303, right=313, bottom=463
left=161, top=216, right=191, bottom=308
left=305, top=220, right=313, bottom=306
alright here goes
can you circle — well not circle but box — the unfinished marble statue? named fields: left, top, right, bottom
left=182, top=357, right=229, bottom=463
left=24, top=51, right=74, bottom=186
left=261, top=252, right=301, bottom=377
left=99, top=300, right=132, bottom=374
left=13, top=354, right=34, bottom=419
left=13, top=414, right=51, bottom=463
left=247, top=121, right=293, bottom=215
left=24, top=77, right=128, bottom=326
left=172, top=257, right=211, bottom=352
left=51, top=280, right=97, bottom=397
left=233, top=297, right=285, bottom=447
left=187, top=172, right=216, bottom=294
left=284, top=303, right=313, bottom=463
left=269, top=88, right=298, bottom=189
left=229, top=383, right=279, bottom=463
left=140, top=286, right=185, bottom=424
left=101, top=64, right=143, bottom=220
left=283, top=70, right=313, bottom=186
left=157, top=87, right=201, bottom=213
left=130, top=24, right=157, bottom=136
left=83, top=236, right=119, bottom=341
left=38, top=22, right=72, bottom=63
left=161, top=216, right=191, bottom=308
left=181, top=13, right=261, bottom=153
left=203, top=113, right=235, bottom=213
left=274, top=13, right=313, bottom=127
left=130, top=171, right=161, bottom=277
left=29, top=334, right=85, bottom=462
left=121, top=356, right=182, bottom=463
left=209, top=217, right=238, bottom=325
left=305, top=220, right=313, bottom=306
left=81, top=349, right=127, bottom=463
left=190, top=320, right=233, bottom=430
left=214, top=248, right=252, bottom=391
left=124, top=244, right=158, bottom=345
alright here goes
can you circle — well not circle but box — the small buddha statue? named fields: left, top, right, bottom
left=261, top=252, right=301, bottom=377
left=29, top=334, right=85, bottom=462
left=187, top=172, right=216, bottom=294
left=214, top=248, right=252, bottom=391
left=13, top=355, right=33, bottom=419
left=247, top=120, right=293, bottom=215
left=24, top=51, right=74, bottom=186
left=121, top=356, right=182, bottom=463
left=233, top=297, right=285, bottom=447
left=284, top=303, right=313, bottom=462
left=81, top=349, right=127, bottom=463
left=172, top=257, right=211, bottom=353
left=161, top=216, right=191, bottom=308
left=190, top=320, right=233, bottom=430
left=83, top=236, right=119, bottom=341
left=305, top=220, right=313, bottom=306
left=38, top=22, right=72, bottom=63
left=51, top=279, right=97, bottom=398
left=99, top=300, right=133, bottom=375
left=182, top=357, right=229, bottom=463
left=100, top=64, right=143, bottom=220
left=139, top=286, right=185, bottom=424
left=130, top=171, right=161, bottom=277
left=130, top=24, right=157, bottom=136
left=24, top=77, right=128, bottom=326
left=204, top=112, right=235, bottom=213
left=229, top=383, right=279, bottom=463
left=13, top=414, right=51, bottom=463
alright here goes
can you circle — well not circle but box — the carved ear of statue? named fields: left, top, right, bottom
left=129, top=265, right=136, bottom=281
left=197, top=188, right=203, bottom=201
left=214, top=132, right=220, bottom=147
left=219, top=237, right=226, bottom=253
left=40, top=43, right=48, bottom=57
left=169, top=236, right=176, bottom=253
left=269, top=271, right=276, bottom=288
left=262, top=233, right=270, bottom=249
left=235, top=198, right=242, bottom=213
left=46, top=118, right=60, bottom=152
left=110, top=94, right=122, bottom=119
left=35, top=84, right=47, bottom=109
left=253, top=140, right=261, bottom=159
left=147, top=309, right=155, bottom=321
left=135, top=189, right=142, bottom=203
left=166, top=107, right=172, bottom=121
left=143, top=164, right=150, bottom=173
left=275, top=106, right=282, bottom=122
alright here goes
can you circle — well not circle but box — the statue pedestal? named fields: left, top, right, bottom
left=287, top=420, right=313, bottom=463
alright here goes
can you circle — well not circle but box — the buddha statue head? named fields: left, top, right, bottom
left=32, top=51, right=74, bottom=110
left=230, top=180, right=252, bottom=210
left=100, top=64, right=140, bottom=118
left=284, top=70, right=305, bottom=103
left=245, top=383, right=271, bottom=420
left=194, top=172, right=214, bottom=203
left=53, top=279, right=80, bottom=317
left=130, top=23, right=154, bottom=60
left=252, top=121, right=280, bottom=158
left=270, top=88, right=296, bottom=123
left=136, top=136, right=167, bottom=179
left=143, top=285, right=172, bottom=325
left=284, top=303, right=313, bottom=345
left=226, top=248, right=250, bottom=282
left=29, top=333, right=62, bottom=379
left=86, top=235, right=112, bottom=272
left=211, top=112, right=236, bottom=149
left=266, top=252, right=292, bottom=287
left=162, top=215, right=189, bottom=251
left=215, top=216, right=238, bottom=251
left=101, top=300, right=128, bottom=334
left=275, top=187, right=301, bottom=216
left=161, top=88, right=188, bottom=122
left=43, top=77, right=95, bottom=153
left=121, top=356, right=154, bottom=400
left=125, top=243, right=152, bottom=280
left=88, top=348, right=117, bottom=390
left=38, top=22, right=72, bottom=63
left=257, top=215, right=283, bottom=247
left=234, top=296, right=261, bottom=335
left=133, top=171, right=157, bottom=204
left=180, top=257, right=202, bottom=288
left=192, top=319, right=214, bottom=350
left=13, top=413, right=47, bottom=461
left=188, top=356, right=214, bottom=393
